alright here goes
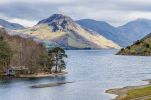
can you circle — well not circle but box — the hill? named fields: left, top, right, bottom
left=117, top=33, right=151, bottom=56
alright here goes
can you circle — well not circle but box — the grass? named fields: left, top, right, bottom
left=122, top=86, right=151, bottom=100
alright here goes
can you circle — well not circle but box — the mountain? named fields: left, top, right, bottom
left=118, top=19, right=151, bottom=46
left=77, top=18, right=151, bottom=47
left=0, top=19, right=24, bottom=30
left=15, top=14, right=120, bottom=49
left=77, top=19, right=127, bottom=46
left=117, top=32, right=151, bottom=56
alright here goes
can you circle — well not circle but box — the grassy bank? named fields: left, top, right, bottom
left=106, top=80, right=151, bottom=100
left=122, top=85, right=151, bottom=100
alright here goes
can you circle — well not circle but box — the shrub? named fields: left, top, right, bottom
left=127, top=46, right=131, bottom=50
left=135, top=40, right=141, bottom=45
left=121, top=48, right=124, bottom=51
left=146, top=44, right=150, bottom=48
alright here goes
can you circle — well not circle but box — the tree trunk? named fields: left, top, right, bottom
left=55, top=54, right=58, bottom=73
left=59, top=68, right=62, bottom=73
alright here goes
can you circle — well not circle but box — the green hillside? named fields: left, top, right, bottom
left=117, top=33, right=151, bottom=56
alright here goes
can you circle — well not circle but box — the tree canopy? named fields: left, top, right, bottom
left=0, top=35, right=12, bottom=72
left=48, top=47, right=67, bottom=73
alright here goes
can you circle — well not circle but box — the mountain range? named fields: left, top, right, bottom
left=77, top=18, right=151, bottom=47
left=14, top=14, right=120, bottom=49
left=1, top=14, right=151, bottom=49
left=118, top=19, right=151, bottom=46
left=77, top=19, right=127, bottom=46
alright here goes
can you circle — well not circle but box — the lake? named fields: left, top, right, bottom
left=1, top=50, right=151, bottom=100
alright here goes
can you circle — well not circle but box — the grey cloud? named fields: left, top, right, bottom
left=0, top=0, right=151, bottom=26
left=0, top=2, right=61, bottom=20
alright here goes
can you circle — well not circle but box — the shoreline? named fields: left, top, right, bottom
left=19, top=72, right=68, bottom=78
left=106, top=79, right=151, bottom=100
left=0, top=71, right=68, bottom=79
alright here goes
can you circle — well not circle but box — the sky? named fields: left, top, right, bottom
left=0, top=0, right=151, bottom=27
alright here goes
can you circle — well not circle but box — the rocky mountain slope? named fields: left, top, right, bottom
left=15, top=14, right=120, bottom=49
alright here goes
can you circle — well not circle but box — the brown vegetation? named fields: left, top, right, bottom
left=0, top=28, right=49, bottom=74
left=0, top=28, right=67, bottom=76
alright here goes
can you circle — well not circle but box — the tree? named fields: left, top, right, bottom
left=0, top=36, right=12, bottom=72
left=0, top=29, right=51, bottom=75
left=121, top=48, right=124, bottom=51
left=135, top=40, right=141, bottom=45
left=146, top=43, right=150, bottom=48
left=127, top=46, right=131, bottom=50
left=48, top=47, right=67, bottom=73
left=59, top=60, right=66, bottom=72
left=46, top=57, right=53, bottom=73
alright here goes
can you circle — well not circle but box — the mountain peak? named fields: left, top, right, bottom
left=37, top=14, right=77, bottom=32
left=38, top=14, right=72, bottom=24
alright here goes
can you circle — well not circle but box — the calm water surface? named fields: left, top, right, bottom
left=1, top=50, right=151, bottom=100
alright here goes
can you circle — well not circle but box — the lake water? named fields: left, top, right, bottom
left=1, top=50, right=151, bottom=100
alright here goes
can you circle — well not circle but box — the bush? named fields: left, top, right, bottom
left=121, top=48, right=124, bottom=51
left=135, top=40, right=141, bottom=45
left=146, top=44, right=150, bottom=48
left=127, top=46, right=131, bottom=50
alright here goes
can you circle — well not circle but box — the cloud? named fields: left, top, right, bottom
left=0, top=0, right=151, bottom=26
left=0, top=0, right=73, bottom=4
left=8, top=18, right=37, bottom=27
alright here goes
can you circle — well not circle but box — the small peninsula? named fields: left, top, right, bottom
left=106, top=79, right=151, bottom=100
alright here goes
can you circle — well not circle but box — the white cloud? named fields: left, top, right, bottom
left=8, top=18, right=37, bottom=27
left=128, top=12, right=151, bottom=19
